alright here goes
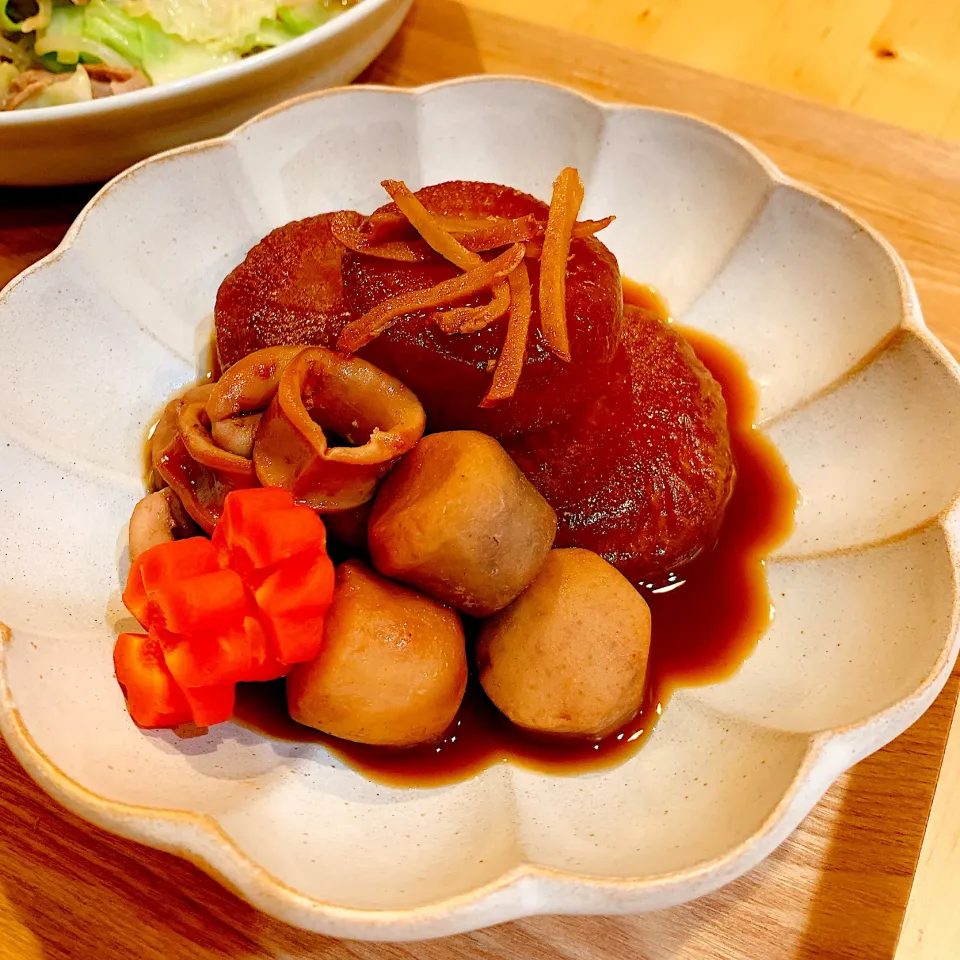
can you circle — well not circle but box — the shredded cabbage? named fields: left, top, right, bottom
left=0, top=59, right=16, bottom=98
left=278, top=4, right=340, bottom=36
left=136, top=23, right=236, bottom=85
left=33, top=4, right=83, bottom=64
left=246, top=17, right=298, bottom=51
left=36, top=33, right=136, bottom=68
left=27, top=1, right=234, bottom=84
left=122, top=0, right=279, bottom=51
left=81, top=0, right=143, bottom=63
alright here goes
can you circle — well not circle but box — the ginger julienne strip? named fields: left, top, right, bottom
left=381, top=180, right=512, bottom=332
left=339, top=174, right=610, bottom=396
left=432, top=283, right=511, bottom=334
left=538, top=167, right=585, bottom=362
left=331, top=212, right=434, bottom=263
left=382, top=179, right=486, bottom=270
left=363, top=210, right=613, bottom=249
left=337, top=244, right=526, bottom=352
left=482, top=260, right=534, bottom=406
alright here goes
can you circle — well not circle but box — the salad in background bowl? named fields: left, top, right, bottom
left=0, top=0, right=411, bottom=185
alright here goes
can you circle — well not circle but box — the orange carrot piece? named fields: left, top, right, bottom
left=113, top=632, right=193, bottom=729
left=482, top=262, right=534, bottom=406
left=538, top=167, right=585, bottom=362
left=337, top=244, right=525, bottom=353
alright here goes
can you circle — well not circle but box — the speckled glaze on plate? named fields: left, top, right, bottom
left=1, top=77, right=959, bottom=941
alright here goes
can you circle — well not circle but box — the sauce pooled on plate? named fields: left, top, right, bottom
left=233, top=282, right=798, bottom=786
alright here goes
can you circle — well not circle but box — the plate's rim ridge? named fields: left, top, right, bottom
left=2, top=75, right=959, bottom=939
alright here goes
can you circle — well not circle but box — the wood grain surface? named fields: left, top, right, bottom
left=462, top=0, right=960, bottom=141
left=2, top=2, right=960, bottom=958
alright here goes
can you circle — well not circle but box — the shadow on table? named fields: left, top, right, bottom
left=0, top=185, right=97, bottom=221
left=0, top=185, right=98, bottom=291
left=793, top=670, right=960, bottom=960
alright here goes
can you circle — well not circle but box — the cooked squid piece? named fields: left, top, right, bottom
left=253, top=346, right=426, bottom=511
left=149, top=383, right=215, bottom=485
left=211, top=414, right=262, bottom=459
left=205, top=346, right=302, bottom=425
left=176, top=401, right=255, bottom=482
left=149, top=382, right=253, bottom=534
left=204, top=346, right=300, bottom=461
left=127, top=488, right=198, bottom=561
left=154, top=431, right=254, bottom=534
left=149, top=380, right=255, bottom=534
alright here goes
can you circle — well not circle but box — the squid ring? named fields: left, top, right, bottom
left=253, top=346, right=426, bottom=511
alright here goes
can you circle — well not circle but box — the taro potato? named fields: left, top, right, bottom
left=367, top=431, right=557, bottom=616
left=476, top=548, right=651, bottom=738
left=286, top=560, right=467, bottom=746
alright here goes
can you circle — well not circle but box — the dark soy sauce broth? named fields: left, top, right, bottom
left=233, top=282, right=798, bottom=786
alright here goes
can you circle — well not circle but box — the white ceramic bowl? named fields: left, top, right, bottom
left=1, top=77, right=959, bottom=941
left=0, top=0, right=412, bottom=186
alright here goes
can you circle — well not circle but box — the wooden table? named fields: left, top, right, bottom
left=463, top=0, right=960, bottom=141
left=4, top=2, right=960, bottom=958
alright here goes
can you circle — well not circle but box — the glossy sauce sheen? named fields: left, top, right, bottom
left=233, top=282, right=798, bottom=786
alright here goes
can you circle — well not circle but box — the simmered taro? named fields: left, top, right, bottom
left=286, top=561, right=467, bottom=747
left=476, top=549, right=651, bottom=738
left=367, top=431, right=557, bottom=616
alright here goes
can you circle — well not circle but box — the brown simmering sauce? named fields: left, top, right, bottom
left=232, top=282, right=798, bottom=786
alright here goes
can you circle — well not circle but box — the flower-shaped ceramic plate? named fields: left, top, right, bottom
left=1, top=77, right=959, bottom=942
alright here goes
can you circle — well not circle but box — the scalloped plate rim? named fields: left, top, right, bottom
left=2, top=75, right=959, bottom=939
